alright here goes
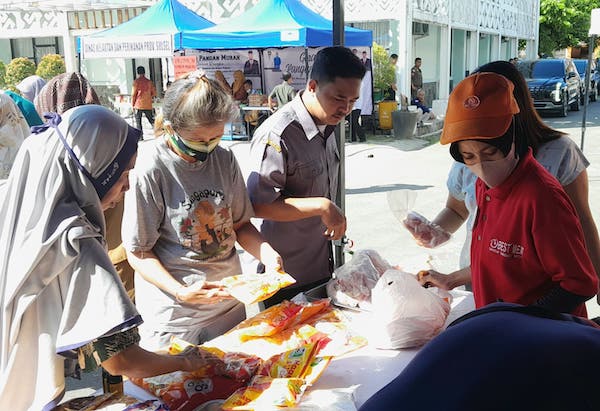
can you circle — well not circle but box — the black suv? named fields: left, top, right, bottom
left=517, top=59, right=581, bottom=117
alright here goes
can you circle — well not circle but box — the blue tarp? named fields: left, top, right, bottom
left=82, top=0, right=214, bottom=53
left=180, top=0, right=372, bottom=49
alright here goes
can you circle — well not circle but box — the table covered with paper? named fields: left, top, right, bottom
left=118, top=249, right=474, bottom=411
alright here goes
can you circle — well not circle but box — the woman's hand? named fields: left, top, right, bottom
left=416, top=270, right=455, bottom=290
left=175, top=280, right=233, bottom=305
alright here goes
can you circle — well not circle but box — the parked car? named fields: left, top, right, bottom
left=516, top=59, right=581, bottom=117
left=573, top=59, right=597, bottom=103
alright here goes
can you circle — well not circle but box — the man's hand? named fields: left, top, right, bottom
left=321, top=199, right=347, bottom=240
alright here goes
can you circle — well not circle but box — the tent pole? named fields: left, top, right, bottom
left=304, top=47, right=309, bottom=83
left=581, top=34, right=596, bottom=151
left=333, top=0, right=346, bottom=268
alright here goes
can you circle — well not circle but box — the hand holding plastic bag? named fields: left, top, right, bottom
left=370, top=269, right=451, bottom=349
left=387, top=190, right=451, bottom=248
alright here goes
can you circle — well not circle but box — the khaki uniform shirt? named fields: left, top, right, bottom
left=247, top=93, right=339, bottom=286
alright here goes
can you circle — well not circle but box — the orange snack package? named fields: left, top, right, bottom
left=130, top=373, right=244, bottom=411
left=220, top=272, right=296, bottom=304
left=221, top=376, right=306, bottom=410
left=226, top=299, right=330, bottom=341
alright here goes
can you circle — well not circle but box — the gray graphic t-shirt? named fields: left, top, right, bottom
left=122, top=137, right=253, bottom=340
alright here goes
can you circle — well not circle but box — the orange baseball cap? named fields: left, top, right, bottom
left=440, top=72, right=520, bottom=145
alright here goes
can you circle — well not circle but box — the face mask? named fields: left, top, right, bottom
left=169, top=132, right=221, bottom=162
left=466, top=142, right=519, bottom=188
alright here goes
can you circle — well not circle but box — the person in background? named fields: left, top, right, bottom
left=348, top=94, right=366, bottom=143
left=131, top=66, right=156, bottom=138
left=267, top=71, right=295, bottom=111
left=247, top=46, right=365, bottom=306
left=423, top=72, right=597, bottom=316
left=411, top=61, right=600, bottom=305
left=34, top=71, right=135, bottom=300
left=411, top=88, right=436, bottom=122
left=243, top=79, right=254, bottom=95
left=411, top=57, right=423, bottom=100
left=122, top=71, right=283, bottom=351
left=361, top=50, right=372, bottom=71
left=34, top=72, right=100, bottom=116
left=0, top=93, right=30, bottom=179
left=16, top=74, right=46, bottom=102
left=0, top=105, right=219, bottom=411
left=359, top=303, right=600, bottom=411
left=387, top=53, right=398, bottom=101
left=273, top=52, right=281, bottom=71
left=214, top=70, right=232, bottom=95
left=3, top=89, right=43, bottom=126
left=243, top=50, right=260, bottom=76
left=232, top=70, right=248, bottom=103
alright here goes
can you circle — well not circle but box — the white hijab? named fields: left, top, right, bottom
left=16, top=75, right=47, bottom=103
left=0, top=105, right=140, bottom=411
left=0, top=93, right=30, bottom=179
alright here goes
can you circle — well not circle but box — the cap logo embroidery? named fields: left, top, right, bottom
left=464, top=96, right=480, bottom=109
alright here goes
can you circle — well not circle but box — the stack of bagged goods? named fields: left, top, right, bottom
left=326, top=250, right=452, bottom=348
left=131, top=299, right=366, bottom=410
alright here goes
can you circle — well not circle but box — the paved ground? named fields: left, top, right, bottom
left=63, top=102, right=600, bottom=401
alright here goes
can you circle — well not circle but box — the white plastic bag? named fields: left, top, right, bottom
left=326, top=249, right=392, bottom=310
left=370, top=269, right=451, bottom=349
left=387, top=190, right=451, bottom=248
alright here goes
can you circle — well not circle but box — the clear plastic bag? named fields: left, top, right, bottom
left=370, top=269, right=451, bottom=349
left=387, top=190, right=451, bottom=248
left=326, top=249, right=392, bottom=310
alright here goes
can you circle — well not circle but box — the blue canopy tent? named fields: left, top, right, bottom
left=80, top=0, right=214, bottom=59
left=180, top=0, right=372, bottom=49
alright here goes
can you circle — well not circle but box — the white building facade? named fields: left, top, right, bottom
left=0, top=0, right=539, bottom=103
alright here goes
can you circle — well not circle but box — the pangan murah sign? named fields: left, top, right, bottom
left=81, top=34, right=173, bottom=59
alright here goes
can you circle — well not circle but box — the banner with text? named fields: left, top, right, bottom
left=81, top=34, right=173, bottom=59
left=185, top=49, right=263, bottom=93
left=173, top=56, right=198, bottom=79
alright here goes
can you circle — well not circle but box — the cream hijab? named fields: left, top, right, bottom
left=0, top=105, right=140, bottom=410
left=0, top=93, right=30, bottom=179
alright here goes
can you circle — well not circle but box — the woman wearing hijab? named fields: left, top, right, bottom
left=3, top=89, right=43, bottom=127
left=34, top=72, right=100, bottom=116
left=0, top=105, right=219, bottom=411
left=34, top=72, right=135, bottom=300
left=232, top=70, right=248, bottom=103
left=214, top=70, right=232, bottom=95
left=0, top=93, right=30, bottom=179
left=16, top=74, right=46, bottom=102
left=426, top=72, right=598, bottom=317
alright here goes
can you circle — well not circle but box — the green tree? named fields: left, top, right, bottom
left=539, top=0, right=600, bottom=56
left=5, top=57, right=36, bottom=88
left=372, top=42, right=395, bottom=102
left=36, top=54, right=66, bottom=80
left=0, top=61, right=6, bottom=89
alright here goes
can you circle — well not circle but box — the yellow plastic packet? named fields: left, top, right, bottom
left=222, top=376, right=306, bottom=410
left=221, top=271, right=296, bottom=304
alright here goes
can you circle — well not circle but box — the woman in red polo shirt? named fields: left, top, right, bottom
left=424, top=72, right=598, bottom=317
